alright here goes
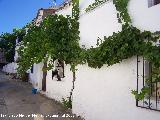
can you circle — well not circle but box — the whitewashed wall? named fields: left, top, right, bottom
left=79, top=1, right=122, bottom=48
left=43, top=3, right=74, bottom=102
left=129, top=0, right=160, bottom=32
left=45, top=63, right=73, bottom=101
left=2, top=62, right=18, bottom=73
left=2, top=38, right=19, bottom=73
left=73, top=59, right=160, bottom=120
left=29, top=63, right=44, bottom=91
left=49, top=0, right=160, bottom=120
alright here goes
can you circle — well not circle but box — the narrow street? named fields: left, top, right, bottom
left=0, top=71, right=81, bottom=120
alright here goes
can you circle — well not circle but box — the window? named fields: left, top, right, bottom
left=155, top=0, right=160, bottom=5
left=136, top=56, right=160, bottom=111
left=31, top=65, right=34, bottom=73
left=52, top=59, right=64, bottom=81
left=148, top=0, right=160, bottom=7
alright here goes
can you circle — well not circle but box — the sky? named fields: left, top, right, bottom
left=0, top=0, right=64, bottom=34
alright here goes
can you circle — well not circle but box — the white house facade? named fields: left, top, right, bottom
left=3, top=0, right=160, bottom=120
left=43, top=0, right=160, bottom=120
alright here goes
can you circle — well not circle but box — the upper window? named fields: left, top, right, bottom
left=148, top=0, right=160, bottom=7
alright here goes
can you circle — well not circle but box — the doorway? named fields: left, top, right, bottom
left=42, top=62, right=47, bottom=91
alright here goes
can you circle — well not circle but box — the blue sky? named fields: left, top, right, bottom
left=0, top=0, right=64, bottom=34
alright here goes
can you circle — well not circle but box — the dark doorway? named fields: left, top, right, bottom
left=42, top=62, right=47, bottom=91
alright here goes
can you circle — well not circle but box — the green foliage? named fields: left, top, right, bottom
left=72, top=0, right=80, bottom=20
left=0, top=28, right=26, bottom=63
left=13, top=28, right=26, bottom=42
left=85, top=0, right=160, bottom=101
left=17, top=2, right=81, bottom=74
left=113, top=0, right=131, bottom=24
left=0, top=33, right=17, bottom=62
left=62, top=97, right=72, bottom=109
left=85, top=0, right=108, bottom=12
left=16, top=0, right=160, bottom=101
left=86, top=25, right=160, bottom=69
left=131, top=87, right=150, bottom=101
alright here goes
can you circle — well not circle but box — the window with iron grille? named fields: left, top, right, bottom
left=52, top=59, right=65, bottom=81
left=136, top=56, right=160, bottom=111
left=148, top=0, right=160, bottom=7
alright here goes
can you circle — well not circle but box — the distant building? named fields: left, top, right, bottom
left=34, top=8, right=57, bottom=26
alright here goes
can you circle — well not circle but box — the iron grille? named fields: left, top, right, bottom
left=136, top=56, right=160, bottom=111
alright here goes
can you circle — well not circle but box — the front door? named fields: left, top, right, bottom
left=42, top=62, right=47, bottom=91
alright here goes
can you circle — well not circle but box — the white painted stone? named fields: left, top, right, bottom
left=22, top=0, right=160, bottom=120
left=29, top=63, right=44, bottom=91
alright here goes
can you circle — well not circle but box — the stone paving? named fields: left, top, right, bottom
left=0, top=71, right=82, bottom=120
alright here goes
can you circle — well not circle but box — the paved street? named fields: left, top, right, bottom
left=0, top=71, right=82, bottom=120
